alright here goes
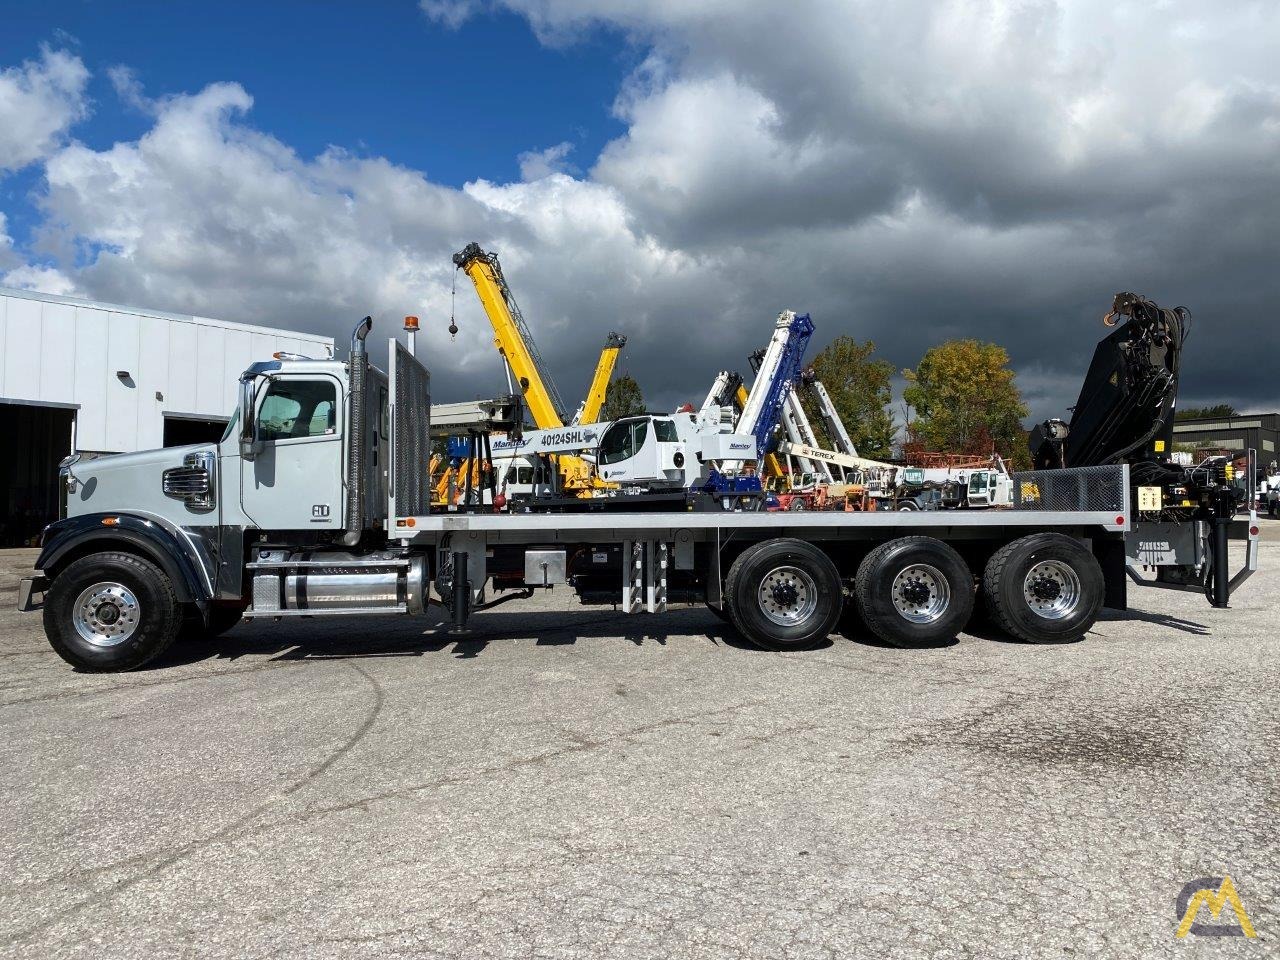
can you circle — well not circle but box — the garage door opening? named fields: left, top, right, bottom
left=164, top=415, right=229, bottom=447
left=1, top=402, right=75, bottom=547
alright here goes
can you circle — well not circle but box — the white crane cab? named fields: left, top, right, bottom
left=965, top=469, right=1014, bottom=508
left=597, top=415, right=695, bottom=488
left=595, top=414, right=756, bottom=488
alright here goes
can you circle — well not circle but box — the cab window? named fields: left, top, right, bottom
left=968, top=473, right=986, bottom=495
left=654, top=419, right=679, bottom=442
left=598, top=419, right=649, bottom=465
left=257, top=379, right=338, bottom=441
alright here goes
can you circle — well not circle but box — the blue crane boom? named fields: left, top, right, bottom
left=735, top=311, right=814, bottom=463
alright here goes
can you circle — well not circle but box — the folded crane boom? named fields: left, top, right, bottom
left=781, top=392, right=831, bottom=482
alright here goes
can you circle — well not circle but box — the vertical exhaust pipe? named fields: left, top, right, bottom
left=343, top=316, right=373, bottom=546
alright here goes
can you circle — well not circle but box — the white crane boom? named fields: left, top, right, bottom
left=810, top=380, right=858, bottom=457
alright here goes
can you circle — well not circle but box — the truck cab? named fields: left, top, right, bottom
left=19, top=319, right=423, bottom=671
left=966, top=469, right=1013, bottom=508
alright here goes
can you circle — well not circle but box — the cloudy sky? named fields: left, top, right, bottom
left=2, top=1, right=1278, bottom=425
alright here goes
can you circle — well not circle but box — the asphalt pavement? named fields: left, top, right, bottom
left=0, top=531, right=1276, bottom=959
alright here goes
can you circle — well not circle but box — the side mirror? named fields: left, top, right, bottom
left=238, top=377, right=262, bottom=459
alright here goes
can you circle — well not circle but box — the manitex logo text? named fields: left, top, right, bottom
left=1175, top=876, right=1256, bottom=938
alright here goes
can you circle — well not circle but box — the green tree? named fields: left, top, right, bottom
left=600, top=374, right=645, bottom=421
left=1175, top=403, right=1237, bottom=421
left=903, top=339, right=1029, bottom=465
left=800, top=336, right=896, bottom=460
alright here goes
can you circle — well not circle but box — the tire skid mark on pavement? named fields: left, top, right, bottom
left=2, top=660, right=385, bottom=945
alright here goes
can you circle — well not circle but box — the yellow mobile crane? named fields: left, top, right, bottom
left=451, top=242, right=618, bottom=493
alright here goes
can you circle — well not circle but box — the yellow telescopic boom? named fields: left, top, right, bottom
left=573, top=332, right=627, bottom=425
left=453, top=243, right=568, bottom=429
left=452, top=242, right=611, bottom=494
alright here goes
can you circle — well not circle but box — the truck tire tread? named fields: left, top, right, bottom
left=44, top=551, right=181, bottom=672
left=982, top=533, right=1103, bottom=644
left=855, top=536, right=974, bottom=647
left=724, top=539, right=841, bottom=651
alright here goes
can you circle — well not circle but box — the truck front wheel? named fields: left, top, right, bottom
left=43, top=552, right=181, bottom=672
left=855, top=537, right=974, bottom=647
left=982, top=534, right=1103, bottom=643
left=724, top=539, right=842, bottom=651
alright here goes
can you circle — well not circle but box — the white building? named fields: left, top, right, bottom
left=1, top=286, right=333, bottom=545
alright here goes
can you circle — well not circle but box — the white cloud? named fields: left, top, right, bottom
left=517, top=141, right=576, bottom=181
left=419, top=0, right=480, bottom=30
left=0, top=211, right=78, bottom=295
left=1, top=263, right=78, bottom=296
left=32, top=80, right=712, bottom=407
left=0, top=47, right=90, bottom=173
left=107, top=64, right=152, bottom=113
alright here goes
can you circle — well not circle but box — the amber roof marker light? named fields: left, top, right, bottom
left=404, top=315, right=420, bottom=357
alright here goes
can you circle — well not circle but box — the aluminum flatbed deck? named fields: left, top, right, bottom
left=396, top=506, right=1130, bottom=539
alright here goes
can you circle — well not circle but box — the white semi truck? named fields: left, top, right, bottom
left=16, top=303, right=1262, bottom=672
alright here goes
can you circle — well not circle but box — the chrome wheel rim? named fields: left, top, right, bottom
left=73, top=582, right=140, bottom=647
left=891, top=563, right=950, bottom=623
left=1023, top=560, right=1081, bottom=620
left=757, top=565, right=818, bottom=626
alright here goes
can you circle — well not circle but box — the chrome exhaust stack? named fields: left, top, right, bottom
left=343, top=316, right=373, bottom=547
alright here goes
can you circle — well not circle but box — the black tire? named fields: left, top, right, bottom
left=855, top=536, right=974, bottom=647
left=983, top=533, right=1103, bottom=644
left=43, top=551, right=181, bottom=672
left=724, top=539, right=842, bottom=651
left=897, top=500, right=917, bottom=511
left=788, top=499, right=806, bottom=511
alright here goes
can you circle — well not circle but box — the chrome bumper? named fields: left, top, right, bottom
left=17, top=574, right=48, bottom=612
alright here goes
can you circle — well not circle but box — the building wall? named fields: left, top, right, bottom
left=1172, top=414, right=1280, bottom=461
left=0, top=288, right=333, bottom=453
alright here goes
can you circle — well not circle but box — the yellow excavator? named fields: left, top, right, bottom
left=448, top=242, right=623, bottom=495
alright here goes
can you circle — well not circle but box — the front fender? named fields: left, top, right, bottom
left=36, top=514, right=212, bottom=605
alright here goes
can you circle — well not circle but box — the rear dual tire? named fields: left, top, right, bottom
left=982, top=533, right=1103, bottom=644
left=855, top=537, right=974, bottom=647
left=724, top=539, right=842, bottom=651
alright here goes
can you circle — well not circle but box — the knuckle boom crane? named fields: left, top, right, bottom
left=1031, top=291, right=1256, bottom=607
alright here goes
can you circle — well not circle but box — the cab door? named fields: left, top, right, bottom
left=239, top=374, right=345, bottom=530
left=967, top=470, right=990, bottom=507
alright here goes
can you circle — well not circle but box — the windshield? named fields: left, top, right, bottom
left=598, top=418, right=649, bottom=465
